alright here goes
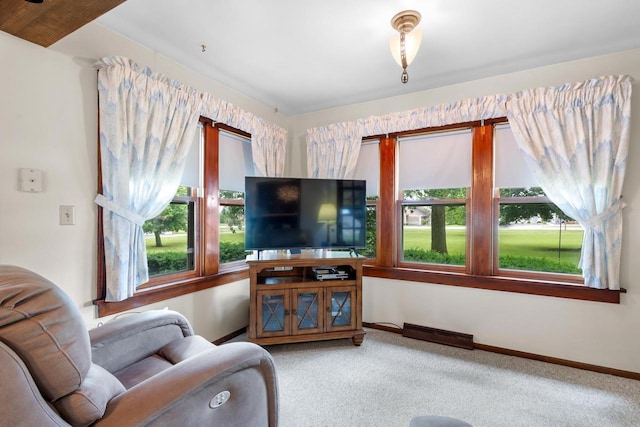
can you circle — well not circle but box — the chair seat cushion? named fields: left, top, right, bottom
left=114, top=355, right=173, bottom=389
left=113, top=336, right=215, bottom=389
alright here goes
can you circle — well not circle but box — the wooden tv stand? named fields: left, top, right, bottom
left=246, top=251, right=365, bottom=346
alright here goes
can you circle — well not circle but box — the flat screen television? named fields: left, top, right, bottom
left=245, top=176, right=367, bottom=251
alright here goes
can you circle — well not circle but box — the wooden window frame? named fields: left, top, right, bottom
left=94, top=118, right=251, bottom=316
left=136, top=189, right=201, bottom=291
left=364, top=119, right=624, bottom=304
left=95, top=115, right=623, bottom=316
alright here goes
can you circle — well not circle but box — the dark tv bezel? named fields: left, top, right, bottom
left=244, top=176, right=367, bottom=251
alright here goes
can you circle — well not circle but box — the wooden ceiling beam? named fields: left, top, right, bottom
left=0, top=0, right=126, bottom=47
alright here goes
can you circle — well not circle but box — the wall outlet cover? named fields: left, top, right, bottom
left=19, top=168, right=43, bottom=192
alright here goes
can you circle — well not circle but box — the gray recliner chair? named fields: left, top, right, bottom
left=0, top=265, right=278, bottom=426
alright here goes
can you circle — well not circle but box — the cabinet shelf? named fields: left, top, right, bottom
left=247, top=252, right=365, bottom=346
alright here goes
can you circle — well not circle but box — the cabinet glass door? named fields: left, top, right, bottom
left=326, top=286, right=355, bottom=331
left=293, top=288, right=323, bottom=335
left=257, top=290, right=290, bottom=337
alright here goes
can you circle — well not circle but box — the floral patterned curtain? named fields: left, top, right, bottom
left=305, top=75, right=633, bottom=289
left=95, top=57, right=288, bottom=301
left=251, top=122, right=287, bottom=177
left=200, top=94, right=287, bottom=177
left=306, top=122, right=363, bottom=178
left=305, top=94, right=508, bottom=141
left=506, top=75, right=632, bottom=289
left=95, top=57, right=203, bottom=301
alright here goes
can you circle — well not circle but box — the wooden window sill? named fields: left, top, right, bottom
left=363, top=265, right=624, bottom=303
left=94, top=267, right=249, bottom=317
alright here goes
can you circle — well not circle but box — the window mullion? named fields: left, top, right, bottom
left=379, top=136, right=397, bottom=267
left=470, top=124, right=494, bottom=276
left=202, top=122, right=220, bottom=275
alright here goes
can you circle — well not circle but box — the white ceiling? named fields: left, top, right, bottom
left=96, top=0, right=640, bottom=116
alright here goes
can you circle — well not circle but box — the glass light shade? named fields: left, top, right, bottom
left=389, top=29, right=423, bottom=66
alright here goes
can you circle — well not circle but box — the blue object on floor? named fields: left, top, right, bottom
left=410, top=415, right=473, bottom=427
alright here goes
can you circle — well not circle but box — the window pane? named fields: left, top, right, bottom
left=219, top=191, right=248, bottom=264
left=144, top=186, right=195, bottom=277
left=401, top=203, right=466, bottom=266
left=218, top=129, right=252, bottom=264
left=498, top=198, right=583, bottom=274
left=362, top=203, right=377, bottom=259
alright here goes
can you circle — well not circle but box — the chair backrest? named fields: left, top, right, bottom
left=0, top=265, right=91, bottom=402
left=0, top=265, right=126, bottom=426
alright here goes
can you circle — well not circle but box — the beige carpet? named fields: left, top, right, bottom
left=230, top=328, right=640, bottom=427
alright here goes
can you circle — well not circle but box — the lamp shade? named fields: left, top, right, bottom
left=317, top=203, right=337, bottom=222
left=389, top=29, right=423, bottom=67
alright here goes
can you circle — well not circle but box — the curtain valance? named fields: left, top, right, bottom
left=306, top=93, right=508, bottom=139
left=306, top=121, right=364, bottom=178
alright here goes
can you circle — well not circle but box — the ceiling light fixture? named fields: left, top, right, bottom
left=389, top=10, right=422, bottom=84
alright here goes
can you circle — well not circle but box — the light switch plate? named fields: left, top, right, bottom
left=59, top=205, right=75, bottom=225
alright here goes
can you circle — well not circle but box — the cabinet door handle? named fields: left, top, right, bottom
left=284, top=309, right=290, bottom=316
left=291, top=309, right=297, bottom=315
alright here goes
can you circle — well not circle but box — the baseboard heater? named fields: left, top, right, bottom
left=402, top=323, right=474, bottom=350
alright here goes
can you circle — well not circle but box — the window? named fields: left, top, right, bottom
left=141, top=125, right=201, bottom=285
left=494, top=124, right=583, bottom=277
left=218, top=129, right=253, bottom=266
left=142, top=186, right=198, bottom=282
left=366, top=120, right=619, bottom=303
left=400, top=191, right=467, bottom=268
left=96, top=120, right=254, bottom=315
left=397, top=130, right=471, bottom=269
left=353, top=139, right=380, bottom=259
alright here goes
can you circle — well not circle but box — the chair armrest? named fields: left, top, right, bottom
left=89, top=310, right=195, bottom=373
left=93, top=342, right=278, bottom=427
left=90, top=310, right=194, bottom=345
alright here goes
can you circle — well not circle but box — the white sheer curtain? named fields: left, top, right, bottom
left=506, top=75, right=633, bottom=289
left=306, top=122, right=363, bottom=178
left=94, top=57, right=203, bottom=301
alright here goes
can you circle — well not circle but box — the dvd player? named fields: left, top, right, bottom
left=312, top=267, right=349, bottom=281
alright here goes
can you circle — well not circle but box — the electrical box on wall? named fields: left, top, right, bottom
left=19, top=168, right=43, bottom=192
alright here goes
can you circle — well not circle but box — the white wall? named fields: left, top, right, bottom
left=290, top=48, right=640, bottom=373
left=0, top=23, right=286, bottom=340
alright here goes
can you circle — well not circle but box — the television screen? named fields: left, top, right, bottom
left=245, top=177, right=367, bottom=250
